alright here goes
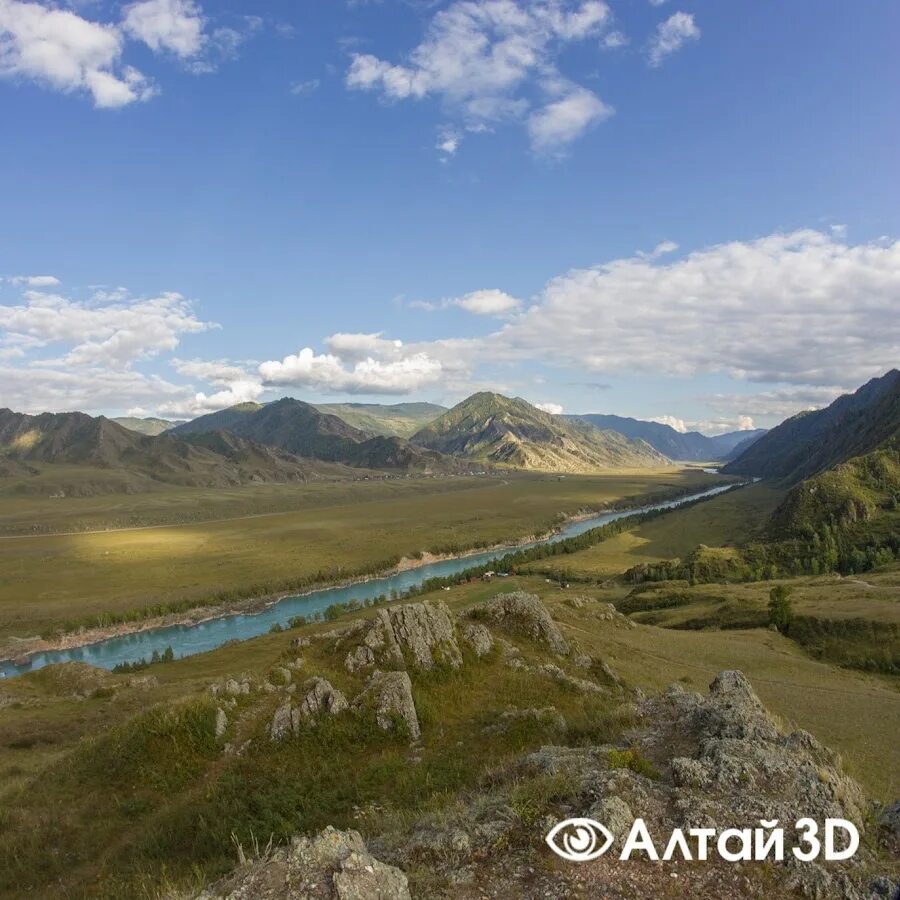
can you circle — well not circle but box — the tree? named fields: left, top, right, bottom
left=768, top=584, right=794, bottom=634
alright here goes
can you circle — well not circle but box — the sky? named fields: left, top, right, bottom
left=1, top=0, right=898, bottom=435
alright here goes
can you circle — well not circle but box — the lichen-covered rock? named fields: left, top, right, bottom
left=594, top=602, right=636, bottom=628
left=459, top=621, right=494, bottom=657
left=354, top=671, right=420, bottom=741
left=343, top=602, right=462, bottom=673
left=588, top=796, right=633, bottom=840
left=215, top=707, right=228, bottom=738
left=269, top=700, right=293, bottom=740
left=345, top=645, right=374, bottom=674
left=269, top=678, right=349, bottom=740
left=298, top=677, right=349, bottom=720
left=194, top=826, right=410, bottom=899
left=472, top=592, right=569, bottom=655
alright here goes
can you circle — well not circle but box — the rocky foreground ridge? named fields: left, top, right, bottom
left=191, top=594, right=898, bottom=899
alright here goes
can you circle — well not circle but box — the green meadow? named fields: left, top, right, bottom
left=0, top=467, right=721, bottom=641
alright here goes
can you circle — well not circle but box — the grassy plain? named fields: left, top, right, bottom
left=0, top=468, right=721, bottom=641
left=526, top=482, right=785, bottom=580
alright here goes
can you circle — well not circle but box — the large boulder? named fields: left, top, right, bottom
left=195, top=826, right=410, bottom=899
left=354, top=671, right=421, bottom=741
left=471, top=592, right=569, bottom=656
left=343, top=602, right=462, bottom=673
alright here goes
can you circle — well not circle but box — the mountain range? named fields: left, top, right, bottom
left=724, top=369, right=900, bottom=483
left=0, top=409, right=352, bottom=492
left=172, top=397, right=467, bottom=473
left=567, top=414, right=767, bottom=462
left=410, top=392, right=669, bottom=472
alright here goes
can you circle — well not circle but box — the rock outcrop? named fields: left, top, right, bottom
left=470, top=592, right=570, bottom=656
left=354, top=671, right=420, bottom=741
left=195, top=826, right=410, bottom=900
left=269, top=677, right=348, bottom=739
left=342, top=602, right=462, bottom=673
left=458, top=621, right=494, bottom=657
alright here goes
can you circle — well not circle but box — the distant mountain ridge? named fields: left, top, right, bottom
left=173, top=397, right=468, bottom=473
left=410, top=392, right=670, bottom=472
left=724, top=369, right=900, bottom=483
left=0, top=408, right=351, bottom=491
left=313, top=402, right=446, bottom=438
left=567, top=413, right=766, bottom=461
left=112, top=416, right=185, bottom=436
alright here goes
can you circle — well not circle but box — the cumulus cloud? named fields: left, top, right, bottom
left=651, top=414, right=686, bottom=433
left=258, top=347, right=442, bottom=395
left=534, top=401, right=563, bottom=414
left=0, top=0, right=156, bottom=107
left=0, top=288, right=211, bottom=368
left=411, top=289, right=522, bottom=316
left=346, top=0, right=614, bottom=152
left=455, top=289, right=522, bottom=316
left=0, top=364, right=191, bottom=415
left=479, top=230, right=900, bottom=389
left=0, top=0, right=256, bottom=106
left=121, top=0, right=204, bottom=58
left=323, top=331, right=404, bottom=362
left=647, top=11, right=700, bottom=67
left=9, top=274, right=60, bottom=287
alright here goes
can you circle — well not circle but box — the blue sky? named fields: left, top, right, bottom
left=1, top=0, right=898, bottom=433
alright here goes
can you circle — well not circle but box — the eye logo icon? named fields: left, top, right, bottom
left=545, top=818, right=614, bottom=862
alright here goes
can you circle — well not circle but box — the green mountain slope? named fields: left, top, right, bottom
left=411, top=392, right=669, bottom=472
left=0, top=409, right=350, bottom=493
left=313, top=402, right=446, bottom=438
left=724, top=370, right=900, bottom=483
left=111, top=417, right=185, bottom=436
left=175, top=398, right=467, bottom=472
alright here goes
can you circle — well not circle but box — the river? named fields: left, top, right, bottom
left=0, top=480, right=739, bottom=679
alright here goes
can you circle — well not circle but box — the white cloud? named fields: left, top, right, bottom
left=259, top=347, right=442, bottom=395
left=534, top=401, right=563, bottom=414
left=647, top=11, right=700, bottom=67
left=601, top=30, right=627, bottom=49
left=410, top=288, right=523, bottom=316
left=437, top=125, right=462, bottom=158
left=651, top=414, right=686, bottom=433
left=0, top=0, right=156, bottom=107
left=528, top=82, right=613, bottom=152
left=0, top=288, right=211, bottom=368
left=9, top=274, right=60, bottom=287
left=455, top=289, right=522, bottom=316
left=323, top=332, right=404, bottom=362
left=476, top=230, right=900, bottom=389
left=0, top=363, right=188, bottom=415
left=121, top=0, right=204, bottom=59
left=699, top=385, right=846, bottom=422
left=641, top=240, right=678, bottom=259
left=290, top=77, right=320, bottom=95
left=648, top=0, right=668, bottom=6
left=346, top=0, right=614, bottom=151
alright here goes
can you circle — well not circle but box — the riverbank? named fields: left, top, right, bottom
left=1, top=475, right=738, bottom=673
